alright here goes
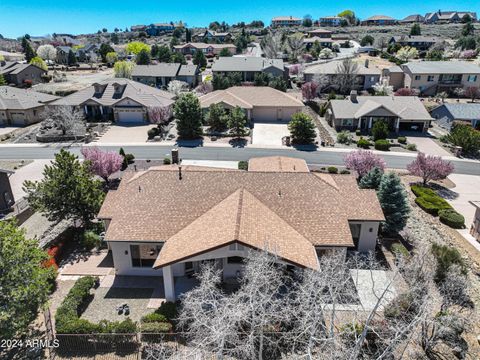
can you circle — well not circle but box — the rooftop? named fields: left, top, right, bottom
left=0, top=86, right=59, bottom=110
left=403, top=61, right=480, bottom=74
left=212, top=56, right=284, bottom=72
left=434, top=103, right=480, bottom=120
left=304, top=59, right=382, bottom=76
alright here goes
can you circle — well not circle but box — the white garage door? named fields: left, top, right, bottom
left=252, top=107, right=276, bottom=122
left=117, top=110, right=145, bottom=124
left=10, top=112, right=26, bottom=126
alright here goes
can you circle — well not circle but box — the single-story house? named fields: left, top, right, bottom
left=326, top=91, right=433, bottom=132
left=132, top=63, right=200, bottom=88
left=130, top=25, right=147, bottom=32
left=303, top=37, right=335, bottom=49
left=389, top=35, right=441, bottom=51
left=0, top=86, right=59, bottom=126
left=361, top=15, right=397, bottom=26
left=173, top=43, right=237, bottom=57
left=306, top=28, right=332, bottom=38
left=304, top=59, right=382, bottom=92
left=212, top=56, right=287, bottom=81
left=400, top=14, right=425, bottom=23
left=50, top=79, right=175, bottom=124
left=97, top=157, right=385, bottom=301
left=0, top=168, right=14, bottom=212
left=198, top=86, right=304, bottom=122
left=0, top=61, right=47, bottom=87
left=56, top=46, right=72, bottom=65
left=271, top=16, right=302, bottom=27
left=430, top=103, right=480, bottom=130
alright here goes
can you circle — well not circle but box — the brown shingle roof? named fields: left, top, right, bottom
left=249, top=156, right=309, bottom=172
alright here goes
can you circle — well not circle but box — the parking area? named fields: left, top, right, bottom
left=406, top=136, right=451, bottom=157
left=94, top=124, right=156, bottom=144
left=251, top=123, right=290, bottom=147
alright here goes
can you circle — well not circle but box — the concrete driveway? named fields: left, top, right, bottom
left=95, top=124, right=156, bottom=144
left=9, top=159, right=51, bottom=199
left=406, top=136, right=451, bottom=157
left=252, top=123, right=290, bottom=147
left=444, top=174, right=480, bottom=226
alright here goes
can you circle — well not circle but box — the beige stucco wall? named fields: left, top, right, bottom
left=251, top=106, right=301, bottom=122
left=0, top=107, right=43, bottom=126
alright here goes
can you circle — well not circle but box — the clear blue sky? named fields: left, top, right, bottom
left=1, top=0, right=479, bottom=38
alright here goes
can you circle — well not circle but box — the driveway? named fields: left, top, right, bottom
left=95, top=124, right=155, bottom=144
left=406, top=136, right=451, bottom=157
left=9, top=159, right=51, bottom=199
left=252, top=123, right=290, bottom=147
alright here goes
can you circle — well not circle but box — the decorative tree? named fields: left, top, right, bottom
left=67, top=50, right=77, bottom=65
left=372, top=80, right=393, bottom=96
left=464, top=86, right=480, bottom=102
left=193, top=50, right=207, bottom=68
left=136, top=48, right=151, bottom=65
left=360, top=35, right=374, bottom=46
left=21, top=37, right=36, bottom=62
left=156, top=46, right=172, bottom=62
left=99, top=43, right=115, bottom=62
left=105, top=51, right=118, bottom=65
left=301, top=82, right=318, bottom=101
left=396, top=46, right=419, bottom=62
left=167, top=80, right=189, bottom=96
left=407, top=152, right=454, bottom=185
left=42, top=105, right=85, bottom=135
left=359, top=167, right=384, bottom=190
left=268, top=76, right=287, bottom=92
left=394, top=87, right=418, bottom=96
left=227, top=106, right=248, bottom=137
left=371, top=120, right=389, bottom=140
left=23, top=149, right=105, bottom=226
left=30, top=56, right=48, bottom=71
left=147, top=106, right=172, bottom=126
left=206, top=103, right=227, bottom=132
left=410, top=23, right=421, bottom=36
left=113, top=61, right=134, bottom=78
left=81, top=147, right=123, bottom=183
left=447, top=123, right=480, bottom=155
left=174, top=93, right=203, bottom=139
left=288, top=112, right=317, bottom=145
left=0, top=220, right=56, bottom=339
left=37, top=44, right=57, bottom=63
left=377, top=172, right=410, bottom=234
left=335, top=58, right=359, bottom=94
left=125, top=41, right=150, bottom=55
left=344, top=149, right=386, bottom=178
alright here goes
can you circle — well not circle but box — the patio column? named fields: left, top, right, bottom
left=368, top=117, right=373, bottom=129
left=163, top=265, right=175, bottom=302
left=395, top=118, right=400, bottom=133
left=357, top=118, right=362, bottom=129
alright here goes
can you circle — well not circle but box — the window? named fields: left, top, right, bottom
left=130, top=244, right=163, bottom=267
left=349, top=223, right=362, bottom=248
left=427, top=75, right=435, bottom=82
left=227, top=256, right=243, bottom=264
left=342, top=119, right=354, bottom=126
left=414, top=75, right=421, bottom=80
left=468, top=75, right=477, bottom=82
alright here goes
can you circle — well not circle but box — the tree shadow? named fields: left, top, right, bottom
left=292, top=143, right=318, bottom=152
left=430, top=183, right=459, bottom=200
left=228, top=138, right=248, bottom=148
left=175, top=138, right=204, bottom=148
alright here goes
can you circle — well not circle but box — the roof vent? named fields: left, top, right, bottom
left=350, top=90, right=358, bottom=103
left=178, top=166, right=182, bottom=180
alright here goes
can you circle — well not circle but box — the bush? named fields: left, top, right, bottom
left=374, top=139, right=390, bottom=151
left=411, top=184, right=437, bottom=197
left=371, top=120, right=389, bottom=141
left=327, top=166, right=338, bottom=174
left=384, top=292, right=417, bottom=320
left=141, top=312, right=168, bottom=323
left=238, top=160, right=248, bottom=170
left=119, top=148, right=135, bottom=170
left=357, top=137, right=371, bottom=149
left=340, top=169, right=351, bottom=174
left=439, top=209, right=465, bottom=229
left=97, top=318, right=137, bottom=334
left=155, top=302, right=177, bottom=321
left=147, top=128, right=160, bottom=139
left=391, top=243, right=410, bottom=259
left=140, top=322, right=172, bottom=333
left=406, top=143, right=417, bottom=151
left=337, top=130, right=353, bottom=144
left=431, top=243, right=467, bottom=283
left=397, top=136, right=407, bottom=144
left=163, top=157, right=171, bottom=165
left=82, top=231, right=101, bottom=250
left=415, top=195, right=452, bottom=216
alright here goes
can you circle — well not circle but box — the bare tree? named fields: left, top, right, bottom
left=335, top=58, right=359, bottom=94
left=42, top=106, right=85, bottom=136
left=287, top=34, right=305, bottom=61
left=260, top=31, right=283, bottom=59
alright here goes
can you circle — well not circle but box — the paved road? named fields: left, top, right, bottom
left=1, top=144, right=480, bottom=175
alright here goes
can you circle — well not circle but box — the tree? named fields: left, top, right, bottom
left=268, top=76, right=287, bottom=92
left=0, top=220, right=56, bottom=339
left=301, top=81, right=318, bottom=101
left=360, top=35, right=374, bottom=46
left=80, top=147, right=123, bottom=183
left=174, top=93, right=203, bottom=139
left=110, top=32, right=119, bottom=45
left=185, top=28, right=192, bottom=42
left=446, top=123, right=480, bottom=155
left=42, top=105, right=85, bottom=136
left=377, top=172, right=410, bottom=234
left=167, top=80, right=189, bottom=96
left=105, top=51, right=118, bottom=65
left=170, top=52, right=186, bottom=64
left=126, top=41, right=150, bottom=55
left=23, top=149, right=105, bottom=225
left=359, top=167, right=384, bottom=190
left=288, top=112, right=317, bottom=144
left=372, top=80, right=393, bottom=96
left=147, top=106, right=172, bottom=126
left=455, top=36, right=476, bottom=50
left=30, top=56, right=47, bottom=71
left=260, top=31, right=282, bottom=59
left=464, top=86, right=480, bottom=102
left=113, top=61, right=134, bottom=78
left=37, top=44, right=57, bottom=62
left=227, top=106, right=248, bottom=137
left=99, top=43, right=114, bottom=63
left=67, top=50, right=77, bottom=65
left=397, top=46, right=419, bottom=61
left=302, top=15, right=313, bottom=27
left=410, top=23, right=421, bottom=36
left=394, top=87, right=418, bottom=96
left=318, top=48, right=333, bottom=59
left=461, top=21, right=474, bottom=37
left=337, top=10, right=356, bottom=25
left=136, top=48, right=151, bottom=65
left=193, top=50, right=207, bottom=68
left=156, top=45, right=172, bottom=62
left=235, top=29, right=250, bottom=53
left=206, top=103, right=227, bottom=132
left=335, top=58, right=359, bottom=94
left=22, top=37, right=36, bottom=62
left=0, top=74, right=6, bottom=86
left=371, top=120, right=389, bottom=140
left=344, top=149, right=386, bottom=177
left=219, top=47, right=232, bottom=57
left=287, top=34, right=305, bottom=60
left=425, top=49, right=444, bottom=61
left=407, top=152, right=454, bottom=185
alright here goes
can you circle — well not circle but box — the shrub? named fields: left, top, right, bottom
left=155, top=302, right=177, bottom=321
left=384, top=292, right=417, bottom=320
left=415, top=195, right=452, bottom=216
left=391, top=243, right=410, bottom=259
left=431, top=243, right=467, bottom=283
left=406, top=143, right=417, bottom=151
left=140, top=322, right=172, bottom=333
left=141, top=312, right=168, bottom=323
left=163, top=157, right=171, bottom=165
left=357, top=137, right=371, bottom=149
left=340, top=169, right=350, bottom=174
left=238, top=160, right=248, bottom=170
left=82, top=231, right=101, bottom=250
left=337, top=130, right=353, bottom=144
left=374, top=139, right=390, bottom=151
left=371, top=120, right=389, bottom=141
left=411, top=185, right=436, bottom=197
left=397, top=136, right=407, bottom=144
left=439, top=209, right=465, bottom=229
left=147, top=128, right=160, bottom=139
left=327, top=166, right=338, bottom=174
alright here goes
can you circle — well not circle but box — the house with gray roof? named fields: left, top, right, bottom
left=0, top=86, right=59, bottom=126
left=195, top=30, right=232, bottom=43
left=132, top=63, right=199, bottom=88
left=0, top=168, right=14, bottom=212
left=400, top=14, right=425, bottom=23
left=0, top=61, right=47, bottom=87
left=424, top=10, right=476, bottom=24
left=361, top=15, right=397, bottom=26
left=50, top=79, right=175, bottom=124
left=326, top=91, right=433, bottom=133
left=173, top=42, right=237, bottom=57
left=389, top=35, right=441, bottom=51
left=430, top=103, right=480, bottom=130
left=56, top=46, right=72, bottom=65
left=212, top=56, right=287, bottom=82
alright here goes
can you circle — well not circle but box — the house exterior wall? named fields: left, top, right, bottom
left=470, top=206, right=480, bottom=241
left=385, top=72, right=405, bottom=90
left=350, top=221, right=380, bottom=252
left=0, top=172, right=14, bottom=211
left=0, top=107, right=43, bottom=126
left=5, top=66, right=46, bottom=86
left=251, top=106, right=301, bottom=122
left=402, top=68, right=480, bottom=95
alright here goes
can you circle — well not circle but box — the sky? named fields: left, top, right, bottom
left=1, top=0, right=479, bottom=38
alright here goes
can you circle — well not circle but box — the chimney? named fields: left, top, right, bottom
left=350, top=90, right=358, bottom=103
left=171, top=148, right=179, bottom=164
left=364, top=59, right=369, bottom=68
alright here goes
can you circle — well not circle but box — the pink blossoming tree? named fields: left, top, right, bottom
left=301, top=82, right=318, bottom=101
left=148, top=106, right=172, bottom=126
left=406, top=152, right=454, bottom=185
left=81, top=147, right=123, bottom=183
left=464, top=86, right=480, bottom=103
left=344, top=150, right=386, bottom=178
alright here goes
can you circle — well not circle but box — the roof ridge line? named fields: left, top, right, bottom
left=234, top=188, right=244, bottom=240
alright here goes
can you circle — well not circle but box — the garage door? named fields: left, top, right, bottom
left=399, top=121, right=425, bottom=132
left=10, top=113, right=26, bottom=126
left=252, top=107, right=277, bottom=122
left=117, top=110, right=145, bottom=124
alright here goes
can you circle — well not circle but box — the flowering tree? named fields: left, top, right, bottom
left=394, top=87, right=419, bottom=96
left=464, top=86, right=480, bottom=102
left=147, top=106, right=171, bottom=126
left=396, top=46, right=419, bottom=62
left=80, top=147, right=123, bottom=183
left=37, top=44, right=57, bottom=63
left=373, top=80, right=394, bottom=96
left=407, top=152, right=454, bottom=185
left=344, top=149, right=386, bottom=178
left=289, top=64, right=302, bottom=76
left=167, top=80, right=189, bottom=96
left=460, top=50, right=477, bottom=59
left=318, top=48, right=333, bottom=59
left=301, top=82, right=318, bottom=101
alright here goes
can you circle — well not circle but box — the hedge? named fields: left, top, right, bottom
left=411, top=185, right=436, bottom=198
left=155, top=302, right=177, bottom=321
left=357, top=137, right=371, bottom=149
left=374, top=139, right=390, bottom=151
left=141, top=313, right=168, bottom=323
left=415, top=195, right=452, bottom=216
left=439, top=209, right=465, bottom=229
left=140, top=322, right=172, bottom=333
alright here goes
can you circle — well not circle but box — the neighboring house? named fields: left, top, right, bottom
left=424, top=10, right=477, bottom=24
left=0, top=50, right=25, bottom=62
left=197, top=30, right=233, bottom=43
left=97, top=157, right=385, bottom=301
left=398, top=61, right=480, bottom=96
left=303, top=37, right=335, bottom=49
left=0, top=86, right=58, bottom=126
left=50, top=79, right=175, bottom=124
left=389, top=35, right=441, bottom=51
left=173, top=43, right=237, bottom=57
left=198, top=86, right=304, bottom=122
left=469, top=201, right=480, bottom=242
left=306, top=28, right=332, bottom=38
left=361, top=15, right=397, bottom=26
left=132, top=63, right=199, bottom=88
left=146, top=23, right=175, bottom=36
left=75, top=44, right=99, bottom=63
left=326, top=91, right=433, bottom=132
left=0, top=61, right=47, bottom=87
left=130, top=25, right=147, bottom=32
left=400, top=14, right=425, bottom=23
left=303, top=59, right=382, bottom=92
left=56, top=46, right=72, bottom=65
left=382, top=66, right=405, bottom=91
left=430, top=103, right=480, bottom=130
left=271, top=16, right=302, bottom=27
left=319, top=16, right=343, bottom=27
left=212, top=56, right=287, bottom=81
left=0, top=169, right=14, bottom=212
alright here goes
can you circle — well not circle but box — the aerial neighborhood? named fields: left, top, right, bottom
left=2, top=5, right=480, bottom=360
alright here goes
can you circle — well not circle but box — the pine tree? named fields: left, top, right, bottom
left=22, top=37, right=36, bottom=62
left=193, top=50, right=207, bottom=68
left=0, top=74, right=6, bottom=86
left=174, top=93, right=203, bottom=139
left=67, top=50, right=77, bottom=65
left=227, top=106, right=248, bottom=137
left=136, top=48, right=151, bottom=65
left=359, top=167, right=384, bottom=190
left=377, top=172, right=410, bottom=234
